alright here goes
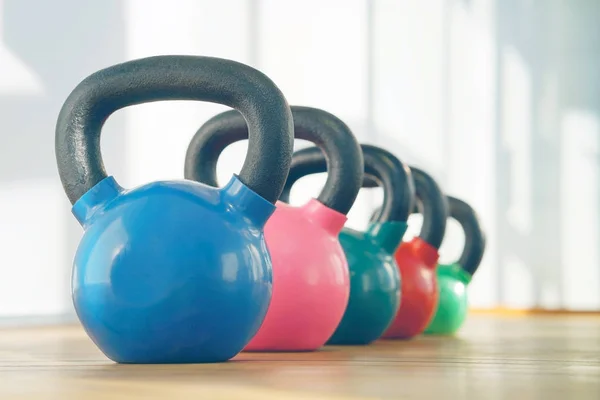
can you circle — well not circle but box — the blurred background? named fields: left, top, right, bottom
left=0, top=0, right=598, bottom=325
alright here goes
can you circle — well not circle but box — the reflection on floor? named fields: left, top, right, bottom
left=0, top=314, right=598, bottom=399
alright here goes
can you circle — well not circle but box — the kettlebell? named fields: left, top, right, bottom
left=369, top=167, right=448, bottom=339
left=55, top=55, right=294, bottom=363
left=184, top=106, right=363, bottom=351
left=425, top=196, right=486, bottom=335
left=280, top=144, right=415, bottom=345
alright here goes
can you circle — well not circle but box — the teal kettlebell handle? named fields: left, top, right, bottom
left=280, top=144, right=415, bottom=223
left=366, top=167, right=448, bottom=249
left=56, top=55, right=293, bottom=205
left=447, top=196, right=486, bottom=276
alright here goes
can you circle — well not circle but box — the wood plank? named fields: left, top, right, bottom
left=0, top=315, right=598, bottom=399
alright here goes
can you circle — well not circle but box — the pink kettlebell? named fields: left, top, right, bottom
left=185, top=106, right=364, bottom=351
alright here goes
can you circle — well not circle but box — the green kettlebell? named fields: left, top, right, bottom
left=424, top=196, right=486, bottom=335
left=280, top=144, right=415, bottom=345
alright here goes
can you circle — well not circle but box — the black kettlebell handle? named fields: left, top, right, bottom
left=447, top=196, right=486, bottom=276
left=185, top=106, right=364, bottom=215
left=366, top=167, right=448, bottom=249
left=56, top=55, right=293, bottom=205
left=368, top=203, right=420, bottom=222
left=280, top=144, right=415, bottom=222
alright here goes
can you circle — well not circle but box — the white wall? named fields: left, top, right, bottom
left=0, top=0, right=597, bottom=322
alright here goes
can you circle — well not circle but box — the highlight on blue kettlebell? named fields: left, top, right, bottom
left=0, top=2, right=594, bottom=398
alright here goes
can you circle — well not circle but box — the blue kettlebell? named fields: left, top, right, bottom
left=55, top=55, right=294, bottom=364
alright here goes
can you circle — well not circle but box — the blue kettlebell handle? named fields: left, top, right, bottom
left=447, top=196, right=486, bottom=276
left=55, top=55, right=293, bottom=205
left=280, top=144, right=415, bottom=223
left=366, top=167, right=448, bottom=250
left=184, top=106, right=364, bottom=215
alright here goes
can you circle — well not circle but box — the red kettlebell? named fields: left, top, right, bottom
left=185, top=106, right=364, bottom=351
left=368, top=167, right=448, bottom=339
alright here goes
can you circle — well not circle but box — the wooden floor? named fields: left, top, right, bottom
left=0, top=315, right=598, bottom=399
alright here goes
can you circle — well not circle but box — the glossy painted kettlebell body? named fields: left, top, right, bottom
left=332, top=224, right=406, bottom=344
left=185, top=106, right=364, bottom=351
left=387, top=237, right=440, bottom=338
left=425, top=263, right=471, bottom=334
left=56, top=56, right=294, bottom=363
left=425, top=196, right=486, bottom=335
left=280, top=145, right=415, bottom=345
left=369, top=168, right=449, bottom=339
